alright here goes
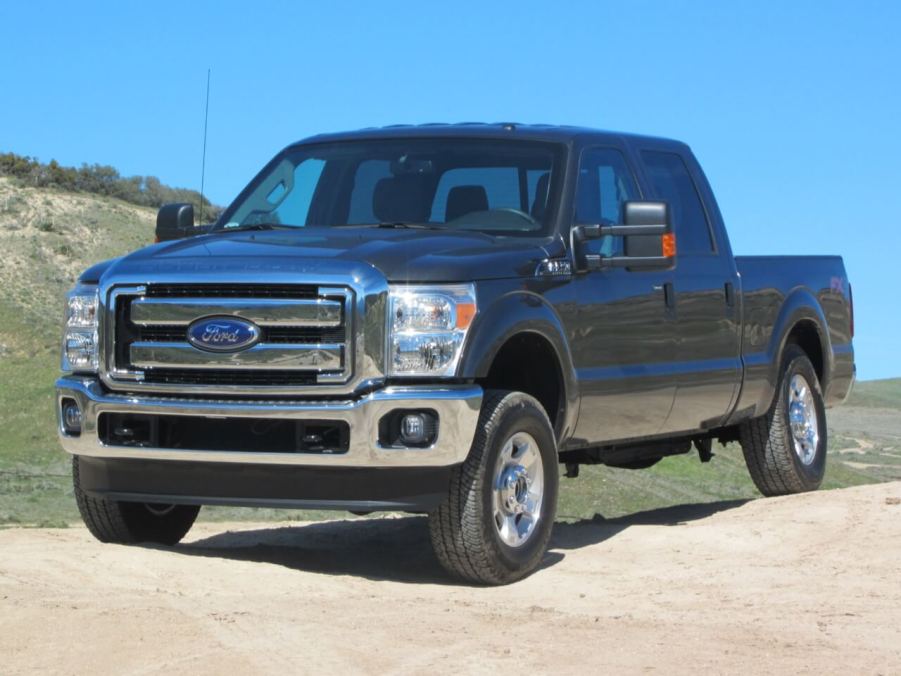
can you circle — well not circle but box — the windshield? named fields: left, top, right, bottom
left=216, top=138, right=562, bottom=236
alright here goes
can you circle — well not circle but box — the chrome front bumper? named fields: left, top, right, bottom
left=56, top=377, right=483, bottom=468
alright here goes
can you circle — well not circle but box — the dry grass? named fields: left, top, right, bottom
left=0, top=177, right=153, bottom=351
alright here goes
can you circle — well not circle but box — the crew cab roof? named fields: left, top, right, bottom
left=291, top=122, right=686, bottom=150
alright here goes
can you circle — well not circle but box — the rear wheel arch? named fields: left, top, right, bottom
left=764, top=289, right=833, bottom=412
left=783, top=319, right=826, bottom=384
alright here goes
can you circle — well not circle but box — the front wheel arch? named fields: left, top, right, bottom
left=459, top=290, right=579, bottom=443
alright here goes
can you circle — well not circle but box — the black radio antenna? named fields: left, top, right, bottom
left=199, top=68, right=211, bottom=223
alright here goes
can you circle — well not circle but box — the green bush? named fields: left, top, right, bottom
left=0, top=151, right=222, bottom=219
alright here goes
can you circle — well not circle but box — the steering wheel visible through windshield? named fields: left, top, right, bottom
left=216, top=138, right=562, bottom=236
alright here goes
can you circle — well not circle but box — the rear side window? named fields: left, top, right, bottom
left=640, top=151, right=714, bottom=254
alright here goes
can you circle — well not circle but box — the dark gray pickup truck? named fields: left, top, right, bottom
left=56, top=124, right=855, bottom=584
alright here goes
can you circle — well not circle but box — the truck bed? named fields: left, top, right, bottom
left=733, top=255, right=855, bottom=417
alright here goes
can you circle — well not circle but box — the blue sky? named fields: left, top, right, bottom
left=1, top=1, right=898, bottom=380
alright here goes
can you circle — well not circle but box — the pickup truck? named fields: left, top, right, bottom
left=56, top=124, right=855, bottom=584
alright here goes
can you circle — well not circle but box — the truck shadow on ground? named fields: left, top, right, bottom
left=173, top=498, right=750, bottom=585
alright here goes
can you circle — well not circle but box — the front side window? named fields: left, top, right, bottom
left=574, top=147, right=639, bottom=256
left=219, top=139, right=563, bottom=237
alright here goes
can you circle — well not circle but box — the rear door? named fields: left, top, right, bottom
left=566, top=146, right=677, bottom=443
left=636, top=147, right=741, bottom=433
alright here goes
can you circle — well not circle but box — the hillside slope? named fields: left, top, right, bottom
left=0, top=178, right=899, bottom=526
left=0, top=176, right=154, bottom=344
left=0, top=178, right=156, bottom=524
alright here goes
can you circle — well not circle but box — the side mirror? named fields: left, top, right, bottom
left=572, top=201, right=676, bottom=272
left=155, top=203, right=196, bottom=242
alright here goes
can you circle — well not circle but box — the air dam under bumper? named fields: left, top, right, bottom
left=57, top=377, right=483, bottom=468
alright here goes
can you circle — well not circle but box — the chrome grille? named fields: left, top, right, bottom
left=144, top=283, right=320, bottom=298
left=107, top=284, right=353, bottom=391
left=136, top=325, right=346, bottom=344
left=137, top=369, right=318, bottom=387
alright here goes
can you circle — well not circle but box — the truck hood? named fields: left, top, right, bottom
left=100, top=227, right=554, bottom=283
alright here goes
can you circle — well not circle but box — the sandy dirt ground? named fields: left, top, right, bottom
left=2, top=482, right=900, bottom=675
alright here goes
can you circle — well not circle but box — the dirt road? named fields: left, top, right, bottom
left=2, top=482, right=900, bottom=674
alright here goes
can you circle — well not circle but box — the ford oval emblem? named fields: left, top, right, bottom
left=187, top=316, right=261, bottom=353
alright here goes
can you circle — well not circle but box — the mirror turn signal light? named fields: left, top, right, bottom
left=662, top=233, right=677, bottom=258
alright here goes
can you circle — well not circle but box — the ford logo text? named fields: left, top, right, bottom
left=187, top=317, right=261, bottom=353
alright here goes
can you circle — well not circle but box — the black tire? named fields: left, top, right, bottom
left=739, top=345, right=827, bottom=496
left=429, top=390, right=559, bottom=585
left=73, top=457, right=200, bottom=545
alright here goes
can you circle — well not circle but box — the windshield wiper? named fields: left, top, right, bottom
left=332, top=222, right=443, bottom=230
left=377, top=221, right=436, bottom=229
left=216, top=222, right=296, bottom=233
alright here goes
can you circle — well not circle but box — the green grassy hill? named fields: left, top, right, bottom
left=0, top=177, right=898, bottom=527
left=0, top=177, right=156, bottom=525
left=846, top=378, right=901, bottom=408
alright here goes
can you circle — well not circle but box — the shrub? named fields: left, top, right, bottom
left=0, top=151, right=221, bottom=217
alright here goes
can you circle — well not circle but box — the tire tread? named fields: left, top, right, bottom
left=739, top=346, right=826, bottom=496
left=429, top=390, right=557, bottom=585
left=73, top=457, right=199, bottom=545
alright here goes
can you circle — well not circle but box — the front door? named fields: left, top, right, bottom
left=563, top=147, right=677, bottom=444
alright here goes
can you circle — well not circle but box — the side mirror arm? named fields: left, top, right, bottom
left=571, top=201, right=675, bottom=272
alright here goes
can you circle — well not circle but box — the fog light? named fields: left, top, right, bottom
left=401, top=414, right=427, bottom=444
left=62, top=399, right=82, bottom=435
left=379, top=410, right=439, bottom=448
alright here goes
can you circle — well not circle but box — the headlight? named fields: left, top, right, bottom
left=61, top=285, right=100, bottom=373
left=387, top=284, right=477, bottom=377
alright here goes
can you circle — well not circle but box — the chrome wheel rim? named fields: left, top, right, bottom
left=788, top=374, right=819, bottom=466
left=492, top=431, right=544, bottom=548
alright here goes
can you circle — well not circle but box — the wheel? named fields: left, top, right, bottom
left=429, top=390, right=559, bottom=585
left=73, top=457, right=200, bottom=545
left=739, top=345, right=827, bottom=496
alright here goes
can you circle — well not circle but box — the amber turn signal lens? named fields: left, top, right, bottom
left=662, top=233, right=677, bottom=258
left=456, top=302, right=476, bottom=329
